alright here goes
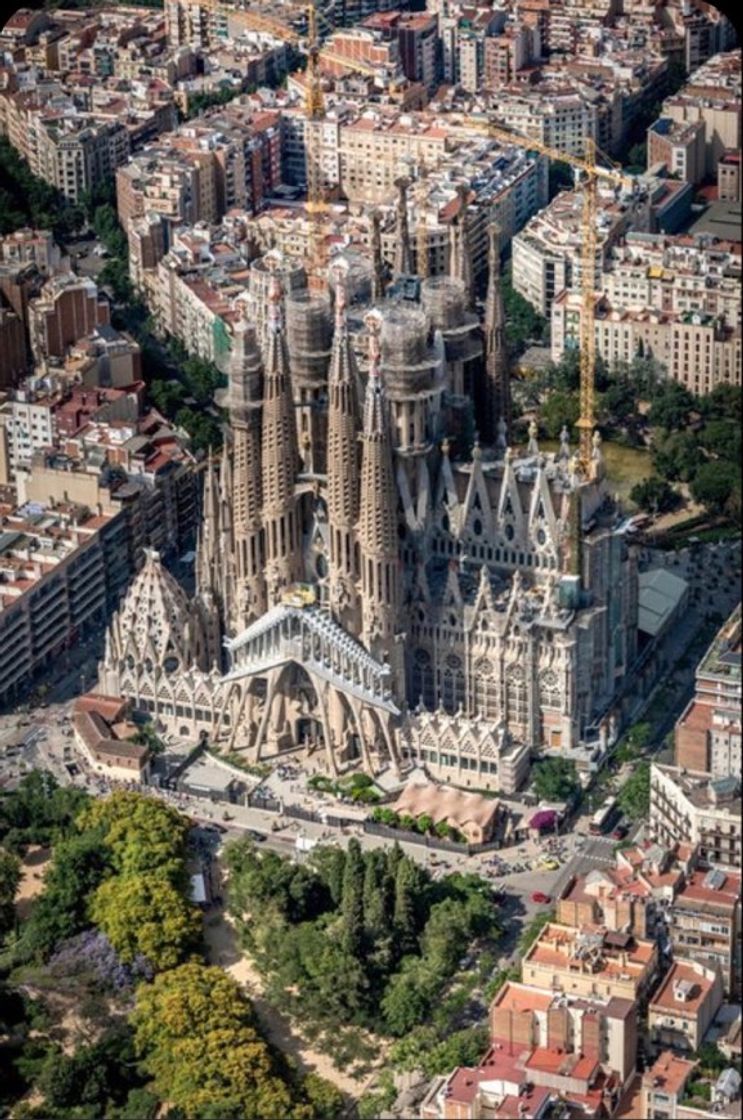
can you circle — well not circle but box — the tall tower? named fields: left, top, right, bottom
left=483, top=222, right=511, bottom=451
left=359, top=311, right=402, bottom=689
left=195, top=453, right=223, bottom=665
left=326, top=260, right=361, bottom=631
left=260, top=254, right=302, bottom=606
left=228, top=313, right=266, bottom=631
left=393, top=177, right=413, bottom=276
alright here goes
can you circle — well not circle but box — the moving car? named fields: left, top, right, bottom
left=531, top=892, right=551, bottom=905
left=540, top=857, right=560, bottom=871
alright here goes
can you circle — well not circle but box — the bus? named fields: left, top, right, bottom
left=589, top=796, right=618, bottom=836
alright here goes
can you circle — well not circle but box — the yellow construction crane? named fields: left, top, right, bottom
left=465, top=119, right=633, bottom=473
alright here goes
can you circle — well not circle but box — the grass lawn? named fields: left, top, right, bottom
left=537, top=440, right=654, bottom=501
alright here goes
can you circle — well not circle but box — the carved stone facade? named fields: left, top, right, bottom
left=99, top=246, right=638, bottom=792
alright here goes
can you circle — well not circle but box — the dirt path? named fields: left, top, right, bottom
left=14, top=845, right=51, bottom=921
left=202, top=906, right=380, bottom=1101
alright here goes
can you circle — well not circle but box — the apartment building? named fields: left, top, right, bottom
left=116, top=106, right=282, bottom=237
left=395, top=13, right=439, bottom=91
left=489, top=84, right=600, bottom=158
left=28, top=274, right=110, bottom=364
left=552, top=293, right=741, bottom=394
left=0, top=500, right=132, bottom=706
left=669, top=867, right=741, bottom=1001
left=675, top=605, right=741, bottom=778
left=718, top=151, right=741, bottom=203
left=0, top=229, right=63, bottom=276
left=512, top=188, right=635, bottom=317
left=421, top=978, right=635, bottom=1119
left=660, top=50, right=741, bottom=177
left=0, top=381, right=140, bottom=480
left=647, top=118, right=706, bottom=186
left=650, top=764, right=741, bottom=871
left=557, top=842, right=689, bottom=943
left=521, top=922, right=659, bottom=1003
left=0, top=309, right=28, bottom=390
left=648, top=959, right=723, bottom=1055
left=603, top=233, right=742, bottom=325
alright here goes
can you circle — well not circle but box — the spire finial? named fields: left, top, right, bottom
left=472, top=432, right=482, bottom=461
left=265, top=249, right=283, bottom=334
left=559, top=424, right=571, bottom=459
left=364, top=308, right=383, bottom=379
left=331, top=257, right=349, bottom=330
left=441, top=437, right=450, bottom=458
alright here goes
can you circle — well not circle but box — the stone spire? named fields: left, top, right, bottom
left=260, top=252, right=302, bottom=606
left=393, top=177, right=413, bottom=276
left=370, top=208, right=385, bottom=302
left=228, top=312, right=266, bottom=629
left=359, top=309, right=401, bottom=671
left=196, top=452, right=220, bottom=601
left=483, top=222, right=512, bottom=451
left=456, top=184, right=474, bottom=307
left=327, top=259, right=361, bottom=628
left=195, top=451, right=223, bottom=664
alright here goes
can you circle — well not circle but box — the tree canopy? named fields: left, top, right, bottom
left=531, top=758, right=579, bottom=802
left=225, top=836, right=500, bottom=1038
left=616, top=762, right=651, bottom=821
left=132, top=963, right=294, bottom=1120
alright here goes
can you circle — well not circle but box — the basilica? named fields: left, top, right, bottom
left=99, top=228, right=638, bottom=794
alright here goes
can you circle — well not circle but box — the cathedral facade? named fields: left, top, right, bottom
left=100, top=230, right=638, bottom=794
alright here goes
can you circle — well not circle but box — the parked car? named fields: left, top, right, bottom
left=246, top=829, right=266, bottom=842
left=531, top=892, right=551, bottom=905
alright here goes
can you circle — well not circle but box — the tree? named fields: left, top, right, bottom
left=132, top=963, right=293, bottom=1120
left=652, top=431, right=699, bottom=483
left=393, top=859, right=420, bottom=955
left=299, top=1073, right=345, bottom=1120
left=648, top=382, right=694, bottom=431
left=0, top=771, right=89, bottom=851
left=531, top=758, right=579, bottom=802
left=700, top=418, right=740, bottom=463
left=362, top=849, right=388, bottom=938
left=341, top=839, right=365, bottom=957
left=616, top=762, right=650, bottom=821
left=629, top=477, right=676, bottom=514
left=539, top=390, right=580, bottom=440
left=77, top=791, right=190, bottom=885
left=502, top=267, right=547, bottom=351
left=14, top=828, right=112, bottom=962
left=89, top=872, right=201, bottom=971
left=0, top=845, right=21, bottom=935
left=381, top=957, right=439, bottom=1036
left=691, top=461, right=740, bottom=516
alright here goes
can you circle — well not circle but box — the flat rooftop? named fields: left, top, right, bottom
left=689, top=201, right=743, bottom=243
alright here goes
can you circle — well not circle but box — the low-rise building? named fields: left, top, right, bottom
left=648, top=959, right=723, bottom=1055
left=72, top=692, right=151, bottom=783
left=391, top=779, right=500, bottom=845
left=521, top=922, right=659, bottom=1003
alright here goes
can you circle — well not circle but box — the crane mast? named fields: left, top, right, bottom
left=304, top=4, right=328, bottom=288
left=465, top=119, right=629, bottom=474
